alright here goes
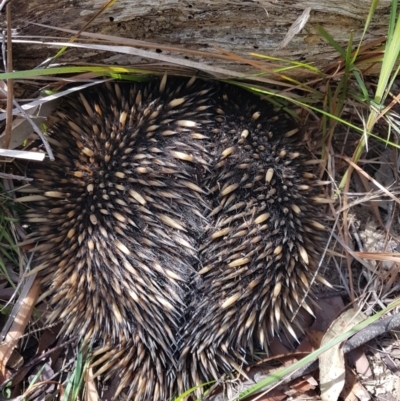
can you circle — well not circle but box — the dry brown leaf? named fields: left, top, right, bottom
left=269, top=337, right=292, bottom=358
left=319, top=309, right=366, bottom=401
left=37, top=328, right=59, bottom=355
left=290, top=376, right=317, bottom=392
left=253, top=389, right=287, bottom=401
left=341, top=368, right=371, bottom=401
left=306, top=329, right=325, bottom=349
left=347, top=347, right=372, bottom=378
left=296, top=337, right=315, bottom=353
left=311, top=297, right=345, bottom=333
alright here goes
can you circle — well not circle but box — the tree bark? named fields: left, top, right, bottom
left=6, top=0, right=392, bottom=77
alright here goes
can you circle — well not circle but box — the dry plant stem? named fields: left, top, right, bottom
left=21, top=361, right=77, bottom=401
left=0, top=87, right=54, bottom=160
left=13, top=40, right=283, bottom=83
left=209, top=313, right=400, bottom=401
left=342, top=164, right=355, bottom=305
left=0, top=336, right=78, bottom=389
left=376, top=92, right=400, bottom=121
left=0, top=0, right=13, bottom=13
left=28, top=23, right=313, bottom=82
left=0, top=172, right=32, bottom=180
left=0, top=278, right=41, bottom=381
left=41, top=0, right=118, bottom=68
left=355, top=170, right=385, bottom=227
left=321, top=36, right=386, bottom=76
left=4, top=1, right=13, bottom=149
left=344, top=156, right=400, bottom=206
left=212, top=46, right=297, bottom=82
left=85, top=368, right=100, bottom=401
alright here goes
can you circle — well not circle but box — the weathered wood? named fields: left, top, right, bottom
left=7, top=0, right=392, bottom=76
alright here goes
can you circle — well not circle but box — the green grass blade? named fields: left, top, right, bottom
left=339, top=4, right=400, bottom=190
left=317, top=26, right=346, bottom=58
left=352, top=70, right=369, bottom=100
left=239, top=299, right=400, bottom=399
left=62, top=348, right=88, bottom=401
left=0, top=66, right=154, bottom=80
left=173, top=381, right=215, bottom=401
left=352, top=0, right=381, bottom=61
left=374, top=7, right=400, bottom=103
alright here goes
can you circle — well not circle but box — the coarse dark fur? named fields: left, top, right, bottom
left=22, top=76, right=325, bottom=401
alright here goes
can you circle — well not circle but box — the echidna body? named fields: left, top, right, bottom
left=27, top=77, right=215, bottom=400
left=24, top=77, right=325, bottom=400
left=178, top=86, right=324, bottom=390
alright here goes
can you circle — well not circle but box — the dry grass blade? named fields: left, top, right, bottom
left=45, top=0, right=118, bottom=66
left=27, top=23, right=247, bottom=61
left=4, top=1, right=13, bottom=150
left=0, top=79, right=112, bottom=122
left=0, top=149, right=46, bottom=161
left=11, top=40, right=267, bottom=79
left=356, top=252, right=400, bottom=263
left=344, top=156, right=400, bottom=206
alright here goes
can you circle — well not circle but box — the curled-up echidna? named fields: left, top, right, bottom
left=21, top=76, right=326, bottom=400
left=178, top=84, right=325, bottom=392
left=24, top=76, right=215, bottom=400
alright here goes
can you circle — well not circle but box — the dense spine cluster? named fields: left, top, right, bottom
left=178, top=86, right=324, bottom=391
left=23, top=76, right=325, bottom=400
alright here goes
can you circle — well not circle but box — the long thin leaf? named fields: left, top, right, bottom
left=239, top=299, right=400, bottom=399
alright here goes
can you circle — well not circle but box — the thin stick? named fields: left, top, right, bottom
left=3, top=2, right=13, bottom=149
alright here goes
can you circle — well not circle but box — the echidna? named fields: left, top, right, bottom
left=177, top=84, right=325, bottom=392
left=22, top=76, right=325, bottom=400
